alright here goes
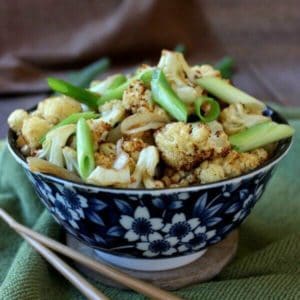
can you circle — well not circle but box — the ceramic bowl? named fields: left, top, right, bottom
left=7, top=107, right=292, bottom=271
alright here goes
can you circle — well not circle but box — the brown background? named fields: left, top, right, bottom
left=1, top=0, right=299, bottom=137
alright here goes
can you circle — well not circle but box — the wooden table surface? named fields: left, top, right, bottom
left=1, top=1, right=299, bottom=138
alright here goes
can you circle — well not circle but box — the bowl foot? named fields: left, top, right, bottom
left=94, top=248, right=206, bottom=271
left=66, top=230, right=238, bottom=290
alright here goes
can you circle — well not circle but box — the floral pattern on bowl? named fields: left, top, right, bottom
left=25, top=167, right=273, bottom=258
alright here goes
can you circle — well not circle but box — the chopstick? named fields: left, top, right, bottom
left=20, top=233, right=109, bottom=300
left=0, top=209, right=183, bottom=300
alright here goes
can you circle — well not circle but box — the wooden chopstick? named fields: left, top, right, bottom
left=0, top=209, right=183, bottom=300
left=20, top=233, right=109, bottom=300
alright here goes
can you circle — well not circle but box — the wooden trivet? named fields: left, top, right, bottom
left=67, top=230, right=238, bottom=291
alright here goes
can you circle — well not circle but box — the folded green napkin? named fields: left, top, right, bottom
left=0, top=107, right=300, bottom=300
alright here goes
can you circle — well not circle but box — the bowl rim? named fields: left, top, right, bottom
left=7, top=106, right=293, bottom=195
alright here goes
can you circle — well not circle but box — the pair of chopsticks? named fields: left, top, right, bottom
left=0, top=209, right=182, bottom=300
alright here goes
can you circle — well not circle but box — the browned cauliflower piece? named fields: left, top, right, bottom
left=88, top=119, right=111, bottom=147
left=122, top=138, right=148, bottom=161
left=220, top=103, right=270, bottom=135
left=154, top=121, right=230, bottom=170
left=35, top=96, right=82, bottom=124
left=8, top=109, right=29, bottom=132
left=21, top=116, right=52, bottom=149
left=161, top=168, right=197, bottom=188
left=94, top=152, right=116, bottom=169
left=195, top=148, right=268, bottom=183
left=122, top=80, right=153, bottom=113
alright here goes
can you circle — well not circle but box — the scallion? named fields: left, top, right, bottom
left=76, top=118, right=95, bottom=179
left=195, top=96, right=220, bottom=123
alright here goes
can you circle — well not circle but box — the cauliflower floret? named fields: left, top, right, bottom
left=161, top=168, right=197, bottom=187
left=195, top=161, right=225, bottom=184
left=99, top=100, right=126, bottom=126
left=94, top=152, right=116, bottom=169
left=220, top=103, right=270, bottom=135
left=122, top=80, right=154, bottom=113
left=154, top=122, right=230, bottom=170
left=37, top=124, right=76, bottom=167
left=122, top=138, right=148, bottom=161
left=21, top=116, right=52, bottom=149
left=195, top=148, right=268, bottom=182
left=157, top=50, right=203, bottom=104
left=36, top=96, right=82, bottom=124
left=88, top=119, right=111, bottom=147
left=189, top=64, right=221, bottom=81
left=129, top=146, right=160, bottom=188
left=8, top=109, right=29, bottom=132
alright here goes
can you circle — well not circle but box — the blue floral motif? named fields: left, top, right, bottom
left=137, top=233, right=178, bottom=257
left=192, top=193, right=223, bottom=227
left=163, top=213, right=200, bottom=242
left=120, top=206, right=164, bottom=241
left=178, top=225, right=217, bottom=252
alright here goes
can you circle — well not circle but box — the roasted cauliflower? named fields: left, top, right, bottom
left=21, top=116, right=52, bottom=149
left=35, top=96, right=82, bottom=124
left=155, top=121, right=230, bottom=170
left=195, top=148, right=268, bottom=183
left=220, top=103, right=270, bottom=135
left=8, top=109, right=29, bottom=132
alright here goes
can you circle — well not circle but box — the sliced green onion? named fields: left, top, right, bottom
left=196, top=77, right=266, bottom=112
left=97, top=69, right=153, bottom=106
left=48, top=77, right=100, bottom=109
left=229, top=122, right=294, bottom=152
left=195, top=96, right=220, bottom=123
left=151, top=69, right=188, bottom=122
left=68, top=57, right=110, bottom=88
left=214, top=56, right=234, bottom=79
left=40, top=112, right=99, bottom=144
left=77, top=118, right=95, bottom=179
left=107, top=74, right=127, bottom=90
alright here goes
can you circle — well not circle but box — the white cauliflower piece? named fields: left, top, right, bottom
left=8, top=109, right=29, bottom=132
left=21, top=116, right=52, bottom=149
left=220, top=103, right=270, bottom=135
left=88, top=119, right=111, bottom=147
left=36, top=96, right=82, bottom=124
left=62, top=146, right=78, bottom=173
left=37, top=124, right=76, bottom=167
left=154, top=122, right=230, bottom=170
left=157, top=50, right=203, bottom=104
left=195, top=148, right=268, bottom=182
left=129, top=146, right=160, bottom=188
left=99, top=100, right=126, bottom=126
left=87, top=165, right=131, bottom=187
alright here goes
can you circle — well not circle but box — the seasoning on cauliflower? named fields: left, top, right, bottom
left=35, top=95, right=82, bottom=124
left=122, top=80, right=154, bottom=113
left=220, top=103, right=270, bottom=135
left=161, top=168, right=197, bottom=187
left=154, top=121, right=230, bottom=170
left=8, top=109, right=29, bottom=132
left=190, top=64, right=221, bottom=81
left=21, top=116, right=52, bottom=150
left=122, top=138, right=148, bottom=161
left=88, top=119, right=111, bottom=147
left=195, top=148, right=268, bottom=182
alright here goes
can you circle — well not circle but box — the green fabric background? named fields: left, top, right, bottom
left=0, top=108, right=299, bottom=299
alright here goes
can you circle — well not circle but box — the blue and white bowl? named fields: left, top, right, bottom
left=8, top=107, right=292, bottom=271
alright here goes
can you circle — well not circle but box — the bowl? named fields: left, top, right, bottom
left=7, top=106, right=292, bottom=271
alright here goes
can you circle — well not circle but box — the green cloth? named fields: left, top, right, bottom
left=0, top=108, right=300, bottom=300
